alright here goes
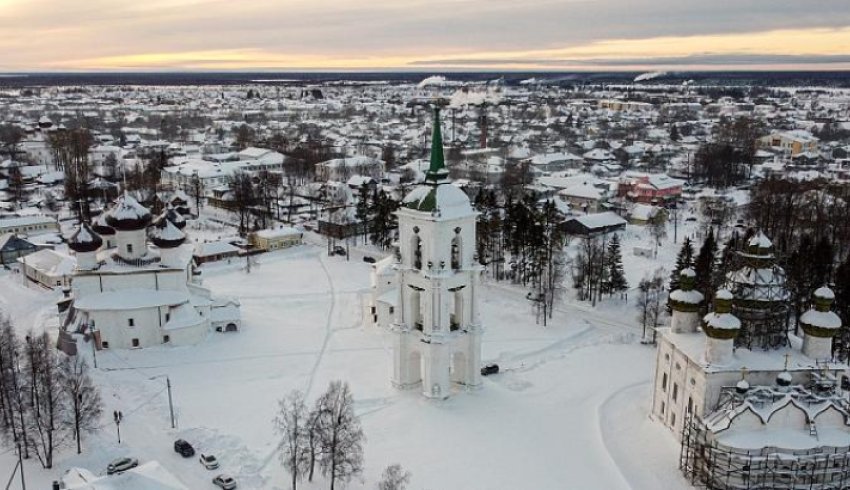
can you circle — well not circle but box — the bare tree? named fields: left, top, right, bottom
left=377, top=464, right=411, bottom=490
left=636, top=269, right=666, bottom=344
left=59, top=355, right=102, bottom=455
left=274, top=390, right=311, bottom=490
left=23, top=331, right=66, bottom=469
left=0, top=316, right=29, bottom=459
left=315, top=381, right=364, bottom=490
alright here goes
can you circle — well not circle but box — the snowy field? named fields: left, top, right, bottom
left=0, top=222, right=699, bottom=489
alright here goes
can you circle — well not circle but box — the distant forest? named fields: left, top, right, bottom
left=1, top=71, right=850, bottom=88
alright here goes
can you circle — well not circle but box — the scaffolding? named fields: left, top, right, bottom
left=680, top=380, right=850, bottom=490
left=724, top=235, right=790, bottom=350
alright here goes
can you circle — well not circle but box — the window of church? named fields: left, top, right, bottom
left=672, top=383, right=678, bottom=402
left=670, top=412, right=676, bottom=428
left=660, top=401, right=665, bottom=415
left=662, top=372, right=668, bottom=391
left=451, top=235, right=461, bottom=270
left=128, top=318, right=134, bottom=327
left=102, top=341, right=109, bottom=349
left=413, top=235, right=422, bottom=270
left=132, top=338, right=139, bottom=347
left=127, top=244, right=133, bottom=254
left=163, top=335, right=170, bottom=343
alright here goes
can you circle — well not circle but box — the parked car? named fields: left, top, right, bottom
left=332, top=246, right=347, bottom=256
left=481, top=363, right=500, bottom=376
left=362, top=256, right=376, bottom=264
left=174, top=439, right=195, bottom=457
left=213, top=474, right=238, bottom=489
left=200, top=453, right=220, bottom=470
left=106, top=457, right=139, bottom=475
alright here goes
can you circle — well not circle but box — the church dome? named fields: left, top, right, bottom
left=150, top=218, right=186, bottom=249
left=92, top=212, right=116, bottom=236
left=402, top=183, right=472, bottom=217
left=155, top=205, right=186, bottom=230
left=67, top=222, right=103, bottom=253
left=105, top=192, right=152, bottom=231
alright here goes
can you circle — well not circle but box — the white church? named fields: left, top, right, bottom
left=65, top=193, right=240, bottom=349
left=367, top=108, right=483, bottom=399
left=653, top=234, right=850, bottom=489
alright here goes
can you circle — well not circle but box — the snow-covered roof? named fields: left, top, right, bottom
left=402, top=183, right=473, bottom=218
left=567, top=212, right=626, bottom=230
left=255, top=227, right=302, bottom=239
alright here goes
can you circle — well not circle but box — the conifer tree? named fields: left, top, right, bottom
left=693, top=229, right=718, bottom=306
left=832, top=256, right=850, bottom=361
left=669, top=236, right=695, bottom=292
left=606, top=234, right=628, bottom=297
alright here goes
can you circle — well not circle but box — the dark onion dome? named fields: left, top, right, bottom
left=150, top=218, right=186, bottom=249
left=67, top=222, right=103, bottom=253
left=92, top=212, right=116, bottom=236
left=154, top=205, right=186, bottom=230
left=105, top=192, right=152, bottom=231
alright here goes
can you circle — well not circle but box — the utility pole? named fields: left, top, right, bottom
left=149, top=375, right=176, bottom=429
left=90, top=324, right=98, bottom=369
left=166, top=377, right=175, bottom=429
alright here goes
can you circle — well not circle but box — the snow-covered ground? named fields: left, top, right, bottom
left=0, top=222, right=698, bottom=489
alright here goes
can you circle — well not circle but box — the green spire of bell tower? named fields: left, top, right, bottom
left=425, top=107, right=449, bottom=184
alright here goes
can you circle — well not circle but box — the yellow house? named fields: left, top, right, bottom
left=250, top=227, right=303, bottom=251
left=757, top=130, right=819, bottom=156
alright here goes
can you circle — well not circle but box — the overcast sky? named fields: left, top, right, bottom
left=1, top=0, right=849, bottom=71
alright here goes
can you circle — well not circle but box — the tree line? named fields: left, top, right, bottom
left=473, top=191, right=570, bottom=324
left=0, top=316, right=103, bottom=469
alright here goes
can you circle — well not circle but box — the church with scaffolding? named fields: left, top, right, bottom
left=652, top=233, right=850, bottom=490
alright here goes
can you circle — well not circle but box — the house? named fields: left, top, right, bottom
left=757, top=130, right=819, bottom=156
left=17, top=248, right=74, bottom=288
left=250, top=227, right=303, bottom=251
left=0, top=215, right=58, bottom=236
left=557, top=181, right=607, bottom=214
left=617, top=172, right=683, bottom=205
left=316, top=156, right=384, bottom=182
left=562, top=212, right=627, bottom=236
left=0, top=233, right=38, bottom=265
left=193, top=240, right=240, bottom=264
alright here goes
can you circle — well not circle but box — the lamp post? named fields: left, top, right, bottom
left=149, top=375, right=176, bottom=429
left=113, top=410, right=123, bottom=444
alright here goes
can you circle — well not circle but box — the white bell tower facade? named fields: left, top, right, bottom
left=391, top=108, right=483, bottom=399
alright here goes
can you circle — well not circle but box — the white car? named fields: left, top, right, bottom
left=213, top=474, right=237, bottom=489
left=200, top=453, right=220, bottom=470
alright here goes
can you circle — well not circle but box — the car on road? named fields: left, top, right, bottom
left=213, top=474, right=238, bottom=489
left=362, top=256, right=376, bottom=263
left=332, top=246, right=347, bottom=256
left=106, top=457, right=139, bottom=475
left=174, top=439, right=195, bottom=457
left=481, top=363, right=500, bottom=376
left=200, top=453, right=220, bottom=470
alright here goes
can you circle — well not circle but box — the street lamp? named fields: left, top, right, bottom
left=113, top=410, right=123, bottom=444
left=149, top=375, right=176, bottom=429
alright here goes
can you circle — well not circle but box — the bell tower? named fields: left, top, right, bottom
left=391, top=107, right=483, bottom=399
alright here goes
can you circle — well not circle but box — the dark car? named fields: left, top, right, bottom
left=481, top=363, right=500, bottom=376
left=332, top=246, right=347, bottom=256
left=106, top=457, right=139, bottom=475
left=174, top=439, right=195, bottom=457
left=362, top=256, right=376, bottom=264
